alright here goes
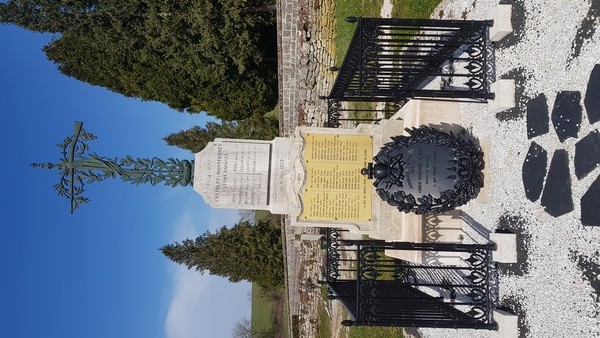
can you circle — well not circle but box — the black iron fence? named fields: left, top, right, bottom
left=324, top=18, right=494, bottom=127
left=324, top=228, right=498, bottom=330
left=325, top=99, right=399, bottom=127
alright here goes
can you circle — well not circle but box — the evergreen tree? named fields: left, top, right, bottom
left=164, top=115, right=279, bottom=153
left=1, top=0, right=278, bottom=119
left=0, top=0, right=97, bottom=33
left=161, top=220, right=284, bottom=289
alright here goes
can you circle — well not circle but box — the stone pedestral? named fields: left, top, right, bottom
left=488, top=79, right=516, bottom=114
left=193, top=112, right=486, bottom=265
left=490, top=232, right=518, bottom=263
left=193, top=137, right=295, bottom=214
left=384, top=101, right=476, bottom=263
left=490, top=4, right=513, bottom=42
left=492, top=309, right=519, bottom=338
left=390, top=99, right=461, bottom=127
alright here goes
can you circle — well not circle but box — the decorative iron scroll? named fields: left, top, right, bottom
left=324, top=228, right=498, bottom=330
left=324, top=17, right=495, bottom=128
left=363, top=126, right=484, bottom=214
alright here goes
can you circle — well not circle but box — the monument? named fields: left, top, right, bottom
left=34, top=120, right=485, bottom=221
left=30, top=11, right=522, bottom=334
left=364, top=126, right=484, bottom=215
left=192, top=138, right=293, bottom=214
left=35, top=119, right=484, bottom=255
left=192, top=126, right=377, bottom=225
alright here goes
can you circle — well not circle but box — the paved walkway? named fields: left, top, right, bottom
left=278, top=0, right=600, bottom=337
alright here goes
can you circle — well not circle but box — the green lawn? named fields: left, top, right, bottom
left=334, top=0, right=441, bottom=122
left=282, top=297, right=290, bottom=338
left=335, top=0, right=442, bottom=65
left=319, top=259, right=406, bottom=338
left=251, top=283, right=275, bottom=332
left=334, top=0, right=384, bottom=65
left=255, top=209, right=282, bottom=226
left=392, top=0, right=441, bottom=19
left=265, top=103, right=280, bottom=120
left=349, top=326, right=404, bottom=338
left=319, top=307, right=332, bottom=338
left=251, top=283, right=288, bottom=337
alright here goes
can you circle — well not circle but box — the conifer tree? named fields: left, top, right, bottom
left=161, top=220, right=284, bottom=289
left=0, top=0, right=278, bottom=119
left=164, top=115, right=279, bottom=153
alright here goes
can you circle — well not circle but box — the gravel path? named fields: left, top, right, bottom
left=417, top=0, right=600, bottom=337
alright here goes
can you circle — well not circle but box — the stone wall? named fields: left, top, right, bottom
left=278, top=0, right=336, bottom=136
left=276, top=0, right=336, bottom=336
left=277, top=0, right=299, bottom=137
left=296, top=0, right=337, bottom=128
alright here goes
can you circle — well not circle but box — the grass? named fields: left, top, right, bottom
left=291, top=315, right=300, bottom=338
left=342, top=304, right=404, bottom=338
left=320, top=283, right=330, bottom=299
left=265, top=103, right=280, bottom=120
left=255, top=209, right=282, bottom=226
left=346, top=101, right=381, bottom=123
left=251, top=283, right=290, bottom=336
left=283, top=296, right=290, bottom=338
left=334, top=0, right=442, bottom=122
left=319, top=307, right=332, bottom=338
left=372, top=251, right=403, bottom=281
left=349, top=326, right=404, bottom=338
left=335, top=0, right=441, bottom=65
left=251, top=283, right=275, bottom=332
left=392, top=0, right=441, bottom=19
left=334, top=0, right=384, bottom=65
left=334, top=0, right=385, bottom=121
left=323, top=250, right=408, bottom=338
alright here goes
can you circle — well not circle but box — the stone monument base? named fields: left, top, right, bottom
left=492, top=310, right=519, bottom=338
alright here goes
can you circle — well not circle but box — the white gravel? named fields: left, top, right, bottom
left=417, top=1, right=600, bottom=338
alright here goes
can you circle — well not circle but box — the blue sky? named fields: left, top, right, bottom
left=0, top=24, right=250, bottom=338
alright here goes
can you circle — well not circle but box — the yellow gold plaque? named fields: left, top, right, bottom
left=300, top=134, right=373, bottom=222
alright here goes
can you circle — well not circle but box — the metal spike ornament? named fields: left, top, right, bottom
left=362, top=126, right=484, bottom=215
left=32, top=121, right=194, bottom=213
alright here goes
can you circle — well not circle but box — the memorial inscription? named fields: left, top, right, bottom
left=366, top=127, right=484, bottom=215
left=195, top=140, right=271, bottom=208
left=401, top=143, right=455, bottom=197
left=300, top=134, right=372, bottom=222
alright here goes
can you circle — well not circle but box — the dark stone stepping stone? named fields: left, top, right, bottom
left=575, top=129, right=600, bottom=179
left=584, top=64, right=600, bottom=124
left=527, top=94, right=549, bottom=139
left=551, top=91, right=582, bottom=142
left=541, top=149, right=573, bottom=217
left=582, top=175, right=600, bottom=226
left=522, top=142, right=548, bottom=202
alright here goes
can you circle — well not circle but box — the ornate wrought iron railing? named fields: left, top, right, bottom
left=324, top=228, right=498, bottom=330
left=325, top=99, right=399, bottom=127
left=324, top=18, right=495, bottom=127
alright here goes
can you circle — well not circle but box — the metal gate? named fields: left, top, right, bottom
left=324, top=17, right=495, bottom=127
left=324, top=229, right=498, bottom=330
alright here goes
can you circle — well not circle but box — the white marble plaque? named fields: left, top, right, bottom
left=194, top=140, right=271, bottom=208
